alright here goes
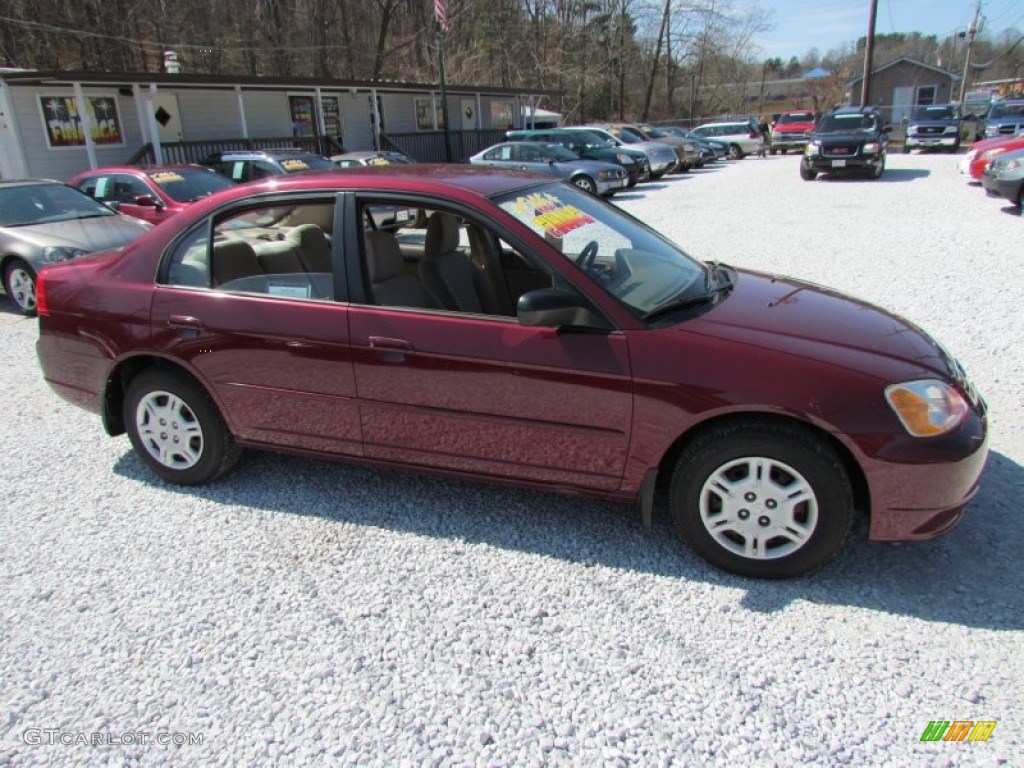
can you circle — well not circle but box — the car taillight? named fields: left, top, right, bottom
left=36, top=268, right=48, bottom=317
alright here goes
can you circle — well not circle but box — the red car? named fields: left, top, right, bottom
left=68, top=165, right=236, bottom=225
left=770, top=110, right=818, bottom=154
left=35, top=167, right=988, bottom=578
left=961, top=135, right=1024, bottom=181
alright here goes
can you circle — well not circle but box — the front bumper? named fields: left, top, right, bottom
left=855, top=411, right=989, bottom=542
left=906, top=133, right=958, bottom=149
left=772, top=133, right=810, bottom=150
left=804, top=152, right=883, bottom=173
left=596, top=176, right=629, bottom=196
left=981, top=171, right=1024, bottom=203
left=647, top=155, right=677, bottom=175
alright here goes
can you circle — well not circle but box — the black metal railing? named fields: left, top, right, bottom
left=129, top=136, right=346, bottom=166
left=382, top=129, right=507, bottom=162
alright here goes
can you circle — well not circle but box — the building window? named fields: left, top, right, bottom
left=416, top=98, right=444, bottom=130
left=490, top=101, right=514, bottom=130
left=916, top=85, right=937, bottom=106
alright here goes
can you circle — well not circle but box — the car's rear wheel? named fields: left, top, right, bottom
left=799, top=163, right=817, bottom=181
left=4, top=259, right=37, bottom=316
left=670, top=421, right=853, bottom=578
left=903, top=144, right=911, bottom=154
left=124, top=370, right=240, bottom=485
left=728, top=144, right=743, bottom=159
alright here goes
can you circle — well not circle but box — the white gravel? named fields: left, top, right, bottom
left=1, top=152, right=1021, bottom=767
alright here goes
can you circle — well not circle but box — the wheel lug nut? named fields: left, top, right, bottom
left=758, top=516, right=771, bottom=527
left=744, top=492, right=756, bottom=502
left=160, top=419, right=166, bottom=426
left=766, top=499, right=777, bottom=509
left=738, top=509, right=750, bottom=519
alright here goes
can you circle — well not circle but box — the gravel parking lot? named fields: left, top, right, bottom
left=1, top=152, right=1021, bottom=767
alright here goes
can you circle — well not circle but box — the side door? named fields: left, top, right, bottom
left=150, top=194, right=362, bottom=457
left=344, top=194, right=633, bottom=491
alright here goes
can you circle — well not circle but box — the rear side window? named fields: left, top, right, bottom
left=163, top=200, right=337, bottom=299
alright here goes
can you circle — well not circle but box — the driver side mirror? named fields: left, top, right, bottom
left=517, top=288, right=612, bottom=331
left=133, top=194, right=163, bottom=208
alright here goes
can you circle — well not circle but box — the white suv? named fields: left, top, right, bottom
left=691, top=120, right=763, bottom=159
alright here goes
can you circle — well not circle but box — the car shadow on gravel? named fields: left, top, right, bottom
left=817, top=169, right=931, bottom=183
left=113, top=447, right=1023, bottom=631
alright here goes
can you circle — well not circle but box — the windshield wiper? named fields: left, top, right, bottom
left=643, top=262, right=735, bottom=321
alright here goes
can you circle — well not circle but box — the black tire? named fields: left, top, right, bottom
left=669, top=420, right=853, bottom=578
left=903, top=144, right=911, bottom=154
left=870, top=154, right=885, bottom=180
left=728, top=144, right=743, bottom=160
left=769, top=148, right=778, bottom=156
left=649, top=170, right=665, bottom=180
left=124, top=369, right=240, bottom=485
left=799, top=163, right=817, bottom=181
left=4, top=258, right=37, bottom=316
left=572, top=175, right=598, bottom=195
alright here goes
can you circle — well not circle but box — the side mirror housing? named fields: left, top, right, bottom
left=517, top=288, right=612, bottom=331
left=134, top=194, right=162, bottom=208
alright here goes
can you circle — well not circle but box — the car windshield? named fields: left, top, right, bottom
left=641, top=126, right=667, bottom=138
left=913, top=106, right=958, bottom=121
left=494, top=182, right=706, bottom=317
left=989, top=102, right=1024, bottom=118
left=0, top=183, right=116, bottom=227
left=778, top=113, right=815, bottom=124
left=817, top=113, right=878, bottom=133
left=605, top=127, right=640, bottom=144
left=149, top=169, right=235, bottom=202
left=539, top=144, right=581, bottom=161
left=278, top=155, right=338, bottom=172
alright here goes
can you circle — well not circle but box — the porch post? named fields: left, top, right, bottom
left=370, top=88, right=382, bottom=150
left=146, top=83, right=164, bottom=164
left=235, top=86, right=249, bottom=139
left=314, top=87, right=327, bottom=153
left=475, top=92, right=482, bottom=129
left=72, top=82, right=98, bottom=169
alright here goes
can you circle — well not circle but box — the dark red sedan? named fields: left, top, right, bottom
left=35, top=167, right=988, bottom=578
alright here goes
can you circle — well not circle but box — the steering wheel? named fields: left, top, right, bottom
left=575, top=240, right=599, bottom=269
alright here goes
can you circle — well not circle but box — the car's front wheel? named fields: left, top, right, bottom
left=670, top=421, right=853, bottom=578
left=124, top=370, right=240, bottom=485
left=728, top=144, right=743, bottom=160
left=869, top=154, right=886, bottom=180
left=799, top=163, right=817, bottom=181
left=4, top=258, right=37, bottom=316
left=572, top=175, right=598, bottom=195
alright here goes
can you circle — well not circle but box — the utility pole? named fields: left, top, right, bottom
left=959, top=1, right=983, bottom=103
left=860, top=0, right=878, bottom=106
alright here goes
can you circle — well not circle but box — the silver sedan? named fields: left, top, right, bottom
left=0, top=180, right=151, bottom=315
left=469, top=142, right=629, bottom=197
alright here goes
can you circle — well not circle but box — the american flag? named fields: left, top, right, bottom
left=434, top=0, right=450, bottom=32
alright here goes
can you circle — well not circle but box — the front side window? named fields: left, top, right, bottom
left=164, top=200, right=336, bottom=299
left=357, top=199, right=553, bottom=318
left=494, top=182, right=705, bottom=317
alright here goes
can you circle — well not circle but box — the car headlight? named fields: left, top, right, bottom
left=862, top=142, right=880, bottom=154
left=41, top=246, right=87, bottom=264
left=804, top=141, right=820, bottom=156
left=885, top=379, right=969, bottom=437
left=985, top=125, right=998, bottom=136
left=908, top=125, right=920, bottom=134
left=597, top=169, right=619, bottom=180
left=1002, top=158, right=1021, bottom=171
left=615, top=153, right=632, bottom=164
left=944, top=125, right=959, bottom=134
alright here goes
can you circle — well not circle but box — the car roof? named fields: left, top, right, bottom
left=0, top=178, right=64, bottom=188
left=71, top=164, right=213, bottom=176
left=190, top=165, right=552, bottom=201
left=210, top=149, right=320, bottom=159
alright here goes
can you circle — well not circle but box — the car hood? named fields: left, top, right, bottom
left=681, top=268, right=951, bottom=380
left=6, top=216, right=151, bottom=253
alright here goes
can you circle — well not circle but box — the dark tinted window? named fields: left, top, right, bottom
left=150, top=169, right=235, bottom=202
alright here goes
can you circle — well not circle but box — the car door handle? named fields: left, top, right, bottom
left=368, top=336, right=412, bottom=362
left=168, top=314, right=203, bottom=329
